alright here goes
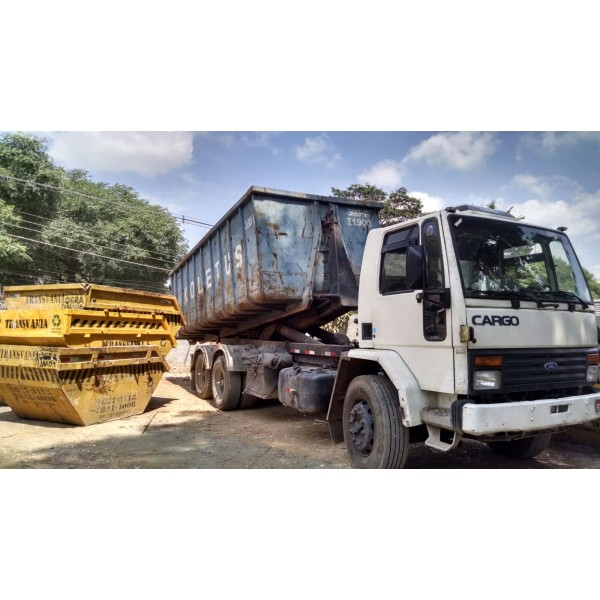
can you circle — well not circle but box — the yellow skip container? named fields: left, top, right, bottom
left=0, top=308, right=178, bottom=351
left=4, top=283, right=183, bottom=315
left=0, top=344, right=168, bottom=425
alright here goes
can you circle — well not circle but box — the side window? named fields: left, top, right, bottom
left=381, top=249, right=409, bottom=293
left=421, top=218, right=447, bottom=341
left=422, top=218, right=445, bottom=289
left=549, top=240, right=577, bottom=292
left=380, top=225, right=419, bottom=295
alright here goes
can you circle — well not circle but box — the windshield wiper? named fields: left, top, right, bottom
left=537, top=290, right=590, bottom=309
left=510, top=290, right=559, bottom=308
left=465, top=289, right=556, bottom=308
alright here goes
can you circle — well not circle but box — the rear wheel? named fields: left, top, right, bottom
left=487, top=433, right=552, bottom=459
left=211, top=355, right=242, bottom=411
left=193, top=353, right=212, bottom=399
left=342, top=375, right=409, bottom=469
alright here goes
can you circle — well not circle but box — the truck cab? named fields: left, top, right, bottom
left=328, top=205, right=600, bottom=468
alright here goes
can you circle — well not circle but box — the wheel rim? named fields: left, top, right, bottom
left=347, top=400, right=374, bottom=456
left=195, top=360, right=207, bottom=390
left=213, top=361, right=224, bottom=399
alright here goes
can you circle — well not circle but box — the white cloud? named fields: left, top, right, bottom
left=48, top=132, right=194, bottom=176
left=410, top=190, right=445, bottom=213
left=405, top=132, right=499, bottom=170
left=510, top=174, right=552, bottom=197
left=358, top=159, right=403, bottom=189
left=295, top=134, right=341, bottom=167
left=508, top=173, right=581, bottom=200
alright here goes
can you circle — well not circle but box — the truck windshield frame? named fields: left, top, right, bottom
left=447, top=214, right=592, bottom=305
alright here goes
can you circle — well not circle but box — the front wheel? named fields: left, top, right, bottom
left=211, top=355, right=242, bottom=411
left=342, top=375, right=409, bottom=469
left=487, top=433, right=552, bottom=459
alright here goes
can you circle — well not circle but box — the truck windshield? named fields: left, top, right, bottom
left=448, top=214, right=592, bottom=305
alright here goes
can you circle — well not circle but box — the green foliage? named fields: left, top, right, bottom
left=0, top=133, right=61, bottom=218
left=331, top=183, right=423, bottom=225
left=330, top=183, right=387, bottom=204
left=582, top=267, right=600, bottom=298
left=0, top=133, right=187, bottom=291
left=0, top=199, right=31, bottom=264
left=383, top=187, right=424, bottom=225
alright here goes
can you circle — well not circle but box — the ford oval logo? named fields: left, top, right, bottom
left=544, top=361, right=558, bottom=371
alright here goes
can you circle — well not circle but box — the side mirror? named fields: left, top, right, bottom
left=406, top=245, right=426, bottom=290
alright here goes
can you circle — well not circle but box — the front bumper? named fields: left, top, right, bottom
left=459, top=391, right=600, bottom=436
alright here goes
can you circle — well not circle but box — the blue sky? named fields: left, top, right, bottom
left=36, top=131, right=600, bottom=279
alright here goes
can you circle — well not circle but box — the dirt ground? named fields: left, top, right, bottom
left=2, top=342, right=600, bottom=469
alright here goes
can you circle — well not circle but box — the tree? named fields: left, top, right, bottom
left=382, top=187, right=424, bottom=224
left=331, top=183, right=423, bottom=225
left=582, top=267, right=600, bottom=298
left=330, top=183, right=387, bottom=205
left=0, top=199, right=31, bottom=266
left=0, top=133, right=62, bottom=218
left=0, top=133, right=188, bottom=292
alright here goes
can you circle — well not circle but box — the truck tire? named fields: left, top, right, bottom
left=342, top=375, right=409, bottom=469
left=487, top=433, right=552, bottom=459
left=193, top=353, right=213, bottom=399
left=211, top=355, right=242, bottom=411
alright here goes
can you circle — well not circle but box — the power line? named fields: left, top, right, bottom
left=0, top=172, right=214, bottom=228
left=9, top=208, right=181, bottom=263
left=0, top=268, right=167, bottom=291
left=5, top=233, right=171, bottom=272
left=0, top=260, right=168, bottom=288
left=1, top=216, right=177, bottom=267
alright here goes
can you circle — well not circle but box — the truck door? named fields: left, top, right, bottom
left=372, top=217, right=455, bottom=394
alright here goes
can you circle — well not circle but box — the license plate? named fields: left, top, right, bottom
left=596, top=399, right=600, bottom=414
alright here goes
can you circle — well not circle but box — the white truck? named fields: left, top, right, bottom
left=171, top=187, right=600, bottom=468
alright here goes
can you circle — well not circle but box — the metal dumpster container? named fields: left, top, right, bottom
left=3, top=283, right=184, bottom=339
left=171, top=186, right=380, bottom=340
left=4, top=283, right=183, bottom=316
left=0, top=344, right=168, bottom=425
left=0, top=308, right=178, bottom=351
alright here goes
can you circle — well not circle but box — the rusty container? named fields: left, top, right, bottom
left=0, top=344, right=168, bottom=425
left=170, top=186, right=380, bottom=341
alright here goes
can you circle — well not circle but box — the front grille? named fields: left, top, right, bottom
left=470, top=348, right=592, bottom=393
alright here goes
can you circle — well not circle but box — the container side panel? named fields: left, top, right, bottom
left=253, top=198, right=317, bottom=302
left=211, top=232, right=223, bottom=317
left=337, top=203, right=380, bottom=283
left=194, top=247, right=204, bottom=327
left=190, top=253, right=199, bottom=328
left=201, top=243, right=214, bottom=324
left=237, top=203, right=252, bottom=308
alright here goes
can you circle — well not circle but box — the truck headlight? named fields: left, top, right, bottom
left=473, top=370, right=501, bottom=391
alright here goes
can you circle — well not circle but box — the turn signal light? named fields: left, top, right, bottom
left=587, top=352, right=599, bottom=364
left=474, top=356, right=503, bottom=367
